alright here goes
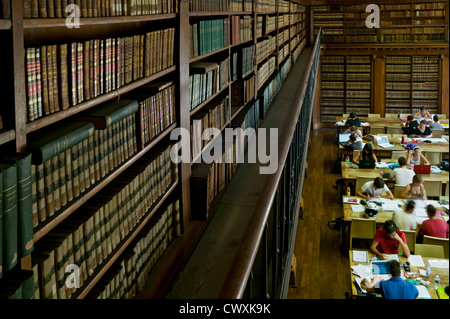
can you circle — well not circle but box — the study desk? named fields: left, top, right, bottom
left=349, top=250, right=449, bottom=299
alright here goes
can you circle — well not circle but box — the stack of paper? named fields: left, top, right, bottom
left=361, top=122, right=370, bottom=127
left=428, top=260, right=449, bottom=269
left=423, top=200, right=442, bottom=208
left=375, top=162, right=389, bottom=169
left=351, top=264, right=372, bottom=278
left=335, top=121, right=346, bottom=126
left=353, top=250, right=369, bottom=263
left=415, top=285, right=432, bottom=299
left=408, top=255, right=425, bottom=268
left=351, top=205, right=365, bottom=213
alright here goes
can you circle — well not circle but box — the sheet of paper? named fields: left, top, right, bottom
left=408, top=255, right=425, bottom=268
left=353, top=250, right=369, bottom=263
left=428, top=260, right=449, bottom=269
left=423, top=200, right=441, bottom=208
left=352, top=264, right=372, bottom=278
left=415, top=285, right=432, bottom=299
left=384, top=254, right=400, bottom=262
left=413, top=200, right=427, bottom=209
left=351, top=205, right=365, bottom=213
left=375, top=162, right=389, bottom=169
left=361, top=122, right=370, bottom=126
left=413, top=207, right=428, bottom=218
left=339, top=133, right=351, bottom=143
left=335, top=121, right=346, bottom=126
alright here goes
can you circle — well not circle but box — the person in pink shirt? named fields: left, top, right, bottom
left=421, top=205, right=449, bottom=239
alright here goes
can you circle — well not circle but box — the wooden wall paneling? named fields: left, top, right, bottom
left=372, top=55, right=385, bottom=116
left=440, top=55, right=449, bottom=117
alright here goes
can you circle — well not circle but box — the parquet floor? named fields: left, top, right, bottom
left=287, top=128, right=352, bottom=299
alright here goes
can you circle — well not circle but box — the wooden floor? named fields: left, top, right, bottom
left=287, top=128, right=351, bottom=299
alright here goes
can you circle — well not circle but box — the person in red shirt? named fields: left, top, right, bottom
left=421, top=205, right=449, bottom=239
left=370, top=220, right=411, bottom=259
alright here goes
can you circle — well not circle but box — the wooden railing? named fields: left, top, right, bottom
left=218, top=30, right=323, bottom=299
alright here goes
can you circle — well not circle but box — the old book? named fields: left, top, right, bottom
left=83, top=214, right=97, bottom=276
left=64, top=148, right=73, bottom=203
left=87, top=135, right=96, bottom=186
left=82, top=139, right=91, bottom=191
left=35, top=163, right=46, bottom=223
left=70, top=144, right=81, bottom=199
left=77, top=42, right=84, bottom=104
left=40, top=45, right=50, bottom=116
left=83, top=40, right=91, bottom=101
left=31, top=165, right=38, bottom=228
left=89, top=39, right=94, bottom=100
left=38, top=0, right=47, bottom=18
left=51, top=155, right=61, bottom=213
left=69, top=43, right=77, bottom=106
left=33, top=250, right=57, bottom=299
left=25, top=48, right=35, bottom=122
left=77, top=140, right=86, bottom=194
left=35, top=47, right=43, bottom=119
left=23, top=0, right=32, bottom=18
left=51, top=45, right=60, bottom=112
left=59, top=44, right=70, bottom=110
left=46, top=45, right=55, bottom=114
left=58, top=152, right=67, bottom=208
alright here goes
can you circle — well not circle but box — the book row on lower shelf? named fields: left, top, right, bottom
left=26, top=27, right=175, bottom=122
left=190, top=18, right=230, bottom=59
left=22, top=0, right=177, bottom=18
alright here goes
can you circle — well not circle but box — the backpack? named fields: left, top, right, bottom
left=328, top=217, right=345, bottom=230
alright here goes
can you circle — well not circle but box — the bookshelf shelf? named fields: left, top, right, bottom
left=22, top=14, right=177, bottom=29
left=189, top=46, right=230, bottom=63
left=0, top=19, right=11, bottom=30
left=71, top=179, right=179, bottom=299
left=190, top=83, right=230, bottom=117
left=25, top=66, right=177, bottom=134
left=0, top=129, right=15, bottom=145
left=32, top=122, right=177, bottom=242
left=191, top=122, right=229, bottom=165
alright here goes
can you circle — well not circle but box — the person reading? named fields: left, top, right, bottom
left=364, top=260, right=418, bottom=299
left=399, top=174, right=428, bottom=200
left=370, top=220, right=411, bottom=259
left=357, top=177, right=394, bottom=201
left=352, top=143, right=378, bottom=165
left=409, top=120, right=432, bottom=138
left=388, top=156, right=415, bottom=185
left=344, top=134, right=363, bottom=151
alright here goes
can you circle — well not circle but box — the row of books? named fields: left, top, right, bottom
left=28, top=99, right=139, bottom=228
left=347, top=91, right=370, bottom=98
left=86, top=199, right=180, bottom=299
left=23, top=0, right=177, bottom=18
left=256, top=0, right=276, bottom=13
left=235, top=44, right=255, bottom=80
left=191, top=96, right=230, bottom=159
left=32, top=143, right=177, bottom=299
left=257, top=56, right=276, bottom=90
left=0, top=154, right=35, bottom=282
left=190, top=19, right=230, bottom=59
left=277, top=43, right=289, bottom=66
left=25, top=28, right=175, bottom=122
left=231, top=75, right=255, bottom=108
left=137, top=81, right=176, bottom=146
left=412, top=91, right=439, bottom=99
left=292, top=36, right=306, bottom=62
left=230, top=15, right=253, bottom=45
left=277, top=28, right=289, bottom=47
left=256, top=36, right=275, bottom=65
left=231, top=99, right=260, bottom=135
left=189, top=59, right=229, bottom=111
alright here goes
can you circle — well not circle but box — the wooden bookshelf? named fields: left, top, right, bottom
left=0, top=0, right=310, bottom=300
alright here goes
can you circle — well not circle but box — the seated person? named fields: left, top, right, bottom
left=357, top=177, right=394, bottom=201
left=399, top=174, right=427, bottom=200
left=414, top=107, right=432, bottom=122
left=345, top=113, right=361, bottom=128
left=409, top=120, right=432, bottom=138
left=343, top=125, right=362, bottom=137
left=370, top=220, right=410, bottom=259
left=344, top=134, right=363, bottom=151
left=392, top=200, right=417, bottom=233
left=364, top=260, right=418, bottom=299
left=406, top=146, right=430, bottom=168
left=352, top=143, right=378, bottom=165
left=421, top=205, right=449, bottom=239
left=429, top=114, right=444, bottom=130
left=406, top=115, right=419, bottom=135
left=388, top=156, right=415, bottom=185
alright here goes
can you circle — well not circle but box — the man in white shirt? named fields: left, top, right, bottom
left=388, top=157, right=415, bottom=186
left=357, top=177, right=394, bottom=201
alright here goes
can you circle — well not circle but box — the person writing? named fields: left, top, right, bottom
left=343, top=125, right=362, bottom=137
left=406, top=146, right=430, bottom=168
left=421, top=205, right=449, bottom=239
left=392, top=200, right=418, bottom=234
left=345, top=113, right=361, bottom=128
left=352, top=143, right=378, bottom=165
left=344, top=134, right=363, bottom=151
left=357, top=177, right=394, bottom=201
left=370, top=220, right=411, bottom=259
left=388, top=156, right=415, bottom=186
left=413, top=107, right=432, bottom=122
left=429, top=114, right=444, bottom=130
left=399, top=174, right=428, bottom=200
left=364, top=260, right=418, bottom=299
left=409, top=120, right=433, bottom=138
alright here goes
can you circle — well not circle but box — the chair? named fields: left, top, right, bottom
left=393, top=185, right=406, bottom=198
left=400, top=113, right=411, bottom=119
left=350, top=218, right=376, bottom=249
left=445, top=182, right=449, bottom=197
left=442, top=135, right=449, bottom=141
left=356, top=177, right=375, bottom=194
left=431, top=129, right=445, bottom=138
left=399, top=230, right=416, bottom=255
left=423, top=235, right=449, bottom=259
left=391, top=150, right=407, bottom=161
left=370, top=127, right=385, bottom=135
left=385, top=113, right=399, bottom=119
left=368, top=114, right=381, bottom=119
left=422, top=180, right=443, bottom=198
left=415, top=244, right=445, bottom=258
left=437, top=114, right=447, bottom=120
left=391, top=134, right=403, bottom=139
left=423, top=151, right=442, bottom=165
left=387, top=126, right=402, bottom=135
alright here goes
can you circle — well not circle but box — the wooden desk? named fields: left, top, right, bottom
left=342, top=196, right=400, bottom=223
left=349, top=250, right=449, bottom=299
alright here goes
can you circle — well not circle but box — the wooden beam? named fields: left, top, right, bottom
left=372, top=55, right=386, bottom=116
left=440, top=55, right=449, bottom=117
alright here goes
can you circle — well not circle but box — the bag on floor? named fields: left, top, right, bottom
left=328, top=217, right=345, bottom=230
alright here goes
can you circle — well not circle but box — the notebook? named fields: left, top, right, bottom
left=413, top=164, right=431, bottom=174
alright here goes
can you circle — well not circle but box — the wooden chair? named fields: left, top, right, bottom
left=445, top=182, right=449, bottom=197
left=356, top=177, right=375, bottom=194
left=385, top=113, right=399, bottom=119
left=400, top=113, right=410, bottom=119
left=431, top=129, right=445, bottom=138
left=393, top=185, right=406, bottom=198
left=415, top=244, right=445, bottom=258
left=437, top=114, right=447, bottom=120
left=422, top=180, right=443, bottom=199
left=368, top=114, right=381, bottom=119
left=387, top=126, right=402, bottom=135
left=391, top=134, right=403, bottom=139
left=423, top=151, right=442, bottom=165
left=423, top=235, right=449, bottom=259
left=399, top=229, right=416, bottom=255
left=370, top=127, right=385, bottom=135
left=391, top=150, right=407, bottom=161
left=350, top=218, right=376, bottom=249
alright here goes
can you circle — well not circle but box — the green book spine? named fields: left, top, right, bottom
left=2, top=164, right=18, bottom=271
left=16, top=154, right=35, bottom=258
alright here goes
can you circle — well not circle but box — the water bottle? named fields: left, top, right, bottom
left=435, top=275, right=440, bottom=289
left=347, top=187, right=351, bottom=197
left=346, top=156, right=350, bottom=167
left=401, top=135, right=405, bottom=145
